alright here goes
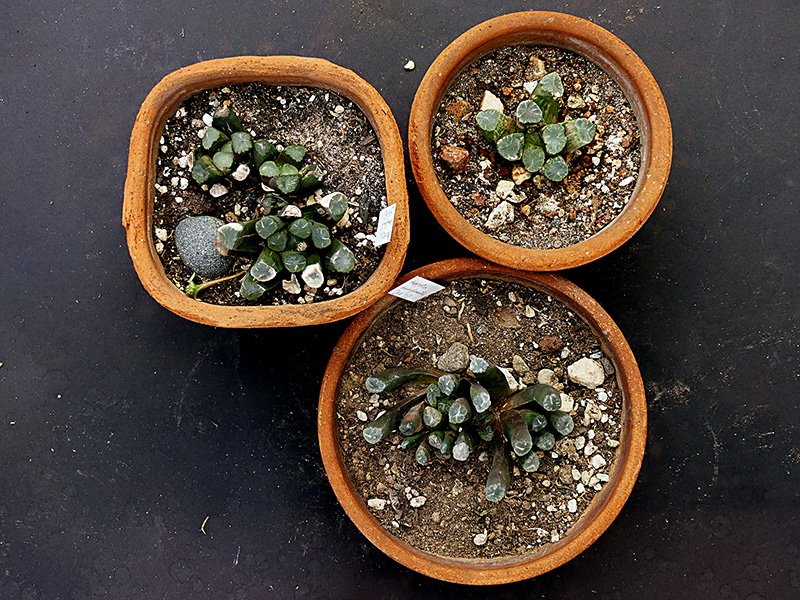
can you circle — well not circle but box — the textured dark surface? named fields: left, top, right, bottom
left=1, top=1, right=799, bottom=598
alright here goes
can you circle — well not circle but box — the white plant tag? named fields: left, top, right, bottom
left=373, top=203, right=397, bottom=247
left=389, top=276, right=444, bottom=302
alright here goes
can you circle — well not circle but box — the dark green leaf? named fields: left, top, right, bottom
left=259, top=160, right=280, bottom=179
left=191, top=154, right=224, bottom=185
left=287, top=218, right=313, bottom=239
left=522, top=144, right=545, bottom=173
left=542, top=124, right=567, bottom=155
left=542, top=156, right=569, bottom=181
left=282, top=144, right=308, bottom=165
left=212, top=106, right=243, bottom=136
left=516, top=99, right=543, bottom=124
left=250, top=247, right=281, bottom=282
left=201, top=127, right=229, bottom=153
left=267, top=230, right=288, bottom=252
left=280, top=250, right=306, bottom=273
left=496, top=133, right=524, bottom=161
left=364, top=369, right=438, bottom=394
left=563, top=117, right=596, bottom=153
left=253, top=139, right=279, bottom=166
left=212, top=151, right=234, bottom=173
left=325, top=239, right=355, bottom=273
left=231, top=131, right=253, bottom=155
left=310, top=223, right=331, bottom=249
left=275, top=163, right=300, bottom=195
left=485, top=441, right=511, bottom=502
left=255, top=215, right=285, bottom=239
left=217, top=220, right=260, bottom=252
left=240, top=271, right=268, bottom=300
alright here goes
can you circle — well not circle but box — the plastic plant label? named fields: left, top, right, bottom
left=388, top=276, right=445, bottom=302
left=373, top=203, right=397, bottom=247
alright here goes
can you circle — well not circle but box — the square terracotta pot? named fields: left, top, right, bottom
left=124, top=56, right=409, bottom=327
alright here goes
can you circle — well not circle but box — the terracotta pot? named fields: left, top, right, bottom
left=318, top=258, right=647, bottom=584
left=123, top=56, right=409, bottom=328
left=408, top=12, right=672, bottom=271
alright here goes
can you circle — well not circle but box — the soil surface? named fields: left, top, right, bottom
left=335, top=278, right=623, bottom=559
left=152, top=83, right=387, bottom=305
left=432, top=45, right=641, bottom=250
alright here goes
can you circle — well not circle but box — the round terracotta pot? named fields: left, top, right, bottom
left=318, top=258, right=647, bottom=584
left=123, top=56, right=409, bottom=328
left=408, top=12, right=672, bottom=271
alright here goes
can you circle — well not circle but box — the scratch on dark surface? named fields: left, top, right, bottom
left=175, top=353, right=205, bottom=428
left=707, top=422, right=720, bottom=489
left=647, top=379, right=692, bottom=405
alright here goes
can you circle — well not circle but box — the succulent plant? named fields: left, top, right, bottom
left=362, top=356, right=575, bottom=502
left=186, top=106, right=355, bottom=300
left=213, top=189, right=356, bottom=300
left=475, top=72, right=596, bottom=182
left=191, top=105, right=323, bottom=195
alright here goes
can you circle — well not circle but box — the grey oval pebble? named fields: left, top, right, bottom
left=174, top=216, right=232, bottom=279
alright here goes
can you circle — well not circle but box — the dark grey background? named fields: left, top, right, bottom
left=2, top=1, right=798, bottom=598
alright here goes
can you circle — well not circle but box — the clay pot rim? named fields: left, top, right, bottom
left=408, top=11, right=672, bottom=271
left=318, top=258, right=647, bottom=584
left=123, top=56, right=409, bottom=328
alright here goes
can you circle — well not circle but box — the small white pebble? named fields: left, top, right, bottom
left=404, top=60, right=416, bottom=71
left=597, top=473, right=610, bottom=482
left=202, top=113, right=213, bottom=126
left=367, top=498, right=386, bottom=510
left=356, top=410, right=368, bottom=422
left=333, top=105, right=345, bottom=114
left=410, top=496, right=426, bottom=508
left=576, top=483, right=585, bottom=494
left=591, top=454, right=607, bottom=469
left=154, top=228, right=168, bottom=241
left=231, top=164, right=250, bottom=181
left=473, top=531, right=488, bottom=546
left=209, top=183, right=228, bottom=198
left=567, top=499, right=578, bottom=513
